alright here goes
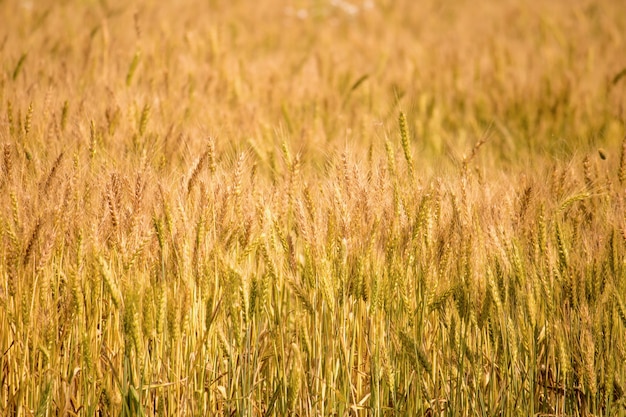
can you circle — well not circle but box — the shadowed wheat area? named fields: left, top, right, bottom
left=1, top=0, right=626, bottom=415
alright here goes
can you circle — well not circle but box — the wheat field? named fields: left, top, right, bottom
left=1, top=0, right=626, bottom=415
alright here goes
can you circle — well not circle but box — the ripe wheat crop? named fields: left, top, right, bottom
left=1, top=0, right=626, bottom=415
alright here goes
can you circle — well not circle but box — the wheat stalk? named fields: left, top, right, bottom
left=619, top=136, right=626, bottom=185
left=398, top=111, right=414, bottom=177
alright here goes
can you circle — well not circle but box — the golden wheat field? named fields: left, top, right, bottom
left=1, top=0, right=626, bottom=415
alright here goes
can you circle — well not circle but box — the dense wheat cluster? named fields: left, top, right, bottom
left=1, top=0, right=626, bottom=415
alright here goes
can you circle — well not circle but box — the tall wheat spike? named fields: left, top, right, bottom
left=583, top=155, right=593, bottom=191
left=2, top=144, right=12, bottom=185
left=41, top=152, right=64, bottom=196
left=24, top=102, right=33, bottom=137
left=6, top=101, right=15, bottom=137
left=398, top=111, right=414, bottom=177
left=555, top=222, right=569, bottom=278
left=138, top=104, right=150, bottom=137
left=98, top=256, right=122, bottom=309
left=187, top=149, right=209, bottom=195
left=618, top=135, right=626, bottom=185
